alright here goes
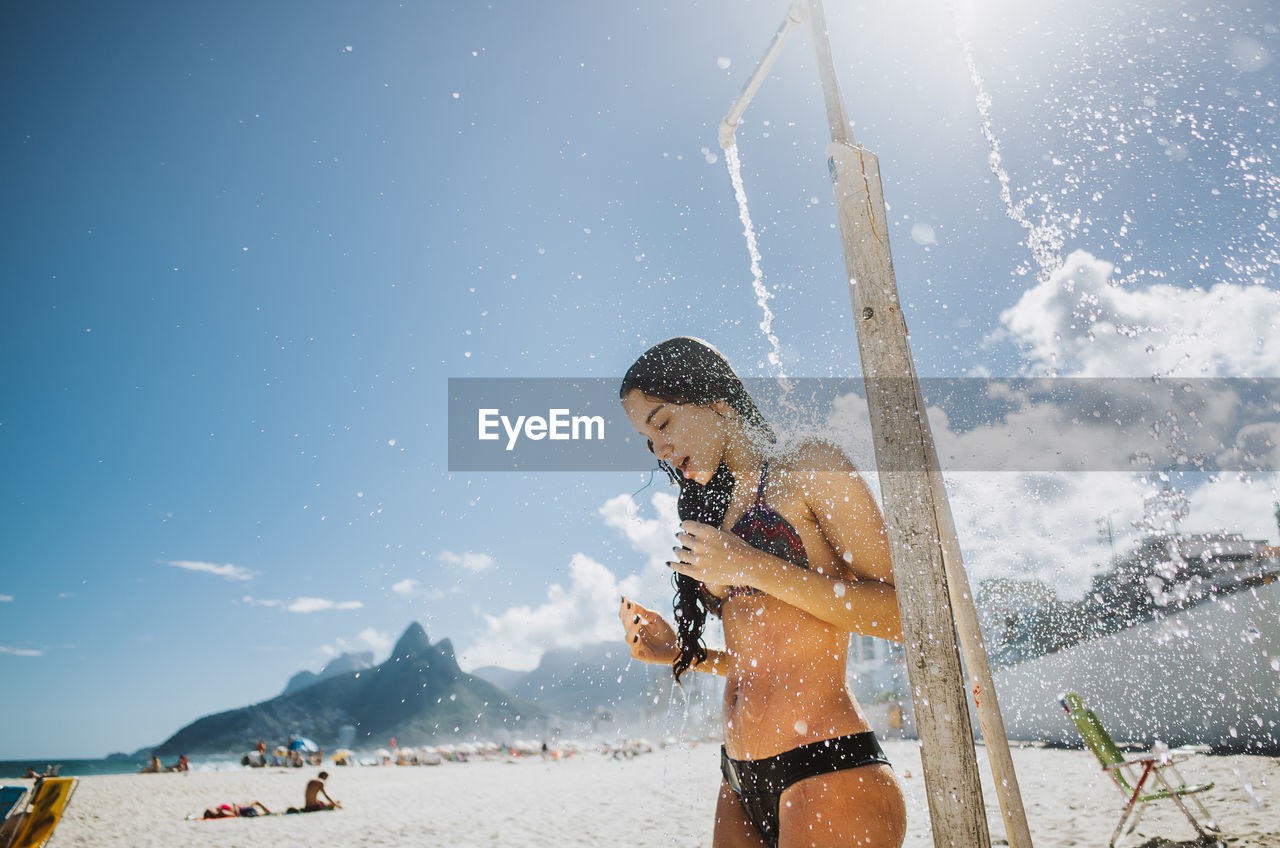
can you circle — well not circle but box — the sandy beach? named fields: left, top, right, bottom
left=30, top=740, right=1278, bottom=847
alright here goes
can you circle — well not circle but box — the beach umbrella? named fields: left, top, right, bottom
left=288, top=736, right=319, bottom=753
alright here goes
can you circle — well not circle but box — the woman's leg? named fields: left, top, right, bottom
left=776, top=765, right=906, bottom=848
left=713, top=781, right=771, bottom=848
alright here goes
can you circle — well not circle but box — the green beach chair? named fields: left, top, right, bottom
left=1059, top=693, right=1219, bottom=847
left=0, top=788, right=27, bottom=830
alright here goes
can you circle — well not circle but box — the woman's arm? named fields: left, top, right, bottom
left=745, top=546, right=902, bottom=642
left=795, top=440, right=896, bottom=586
left=672, top=528, right=902, bottom=641
left=686, top=647, right=730, bottom=676
left=671, top=443, right=903, bottom=641
left=618, top=598, right=729, bottom=676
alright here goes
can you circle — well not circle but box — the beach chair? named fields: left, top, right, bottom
left=1060, top=693, right=1219, bottom=847
left=0, top=787, right=28, bottom=844
left=0, top=788, right=27, bottom=824
left=0, top=777, right=78, bottom=848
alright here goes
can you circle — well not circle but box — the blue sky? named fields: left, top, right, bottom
left=2, top=0, right=1277, bottom=758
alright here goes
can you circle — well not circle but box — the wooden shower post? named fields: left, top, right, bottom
left=806, top=1, right=1033, bottom=846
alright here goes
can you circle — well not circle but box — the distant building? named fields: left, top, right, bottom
left=992, top=532, right=1272, bottom=668
left=975, top=578, right=1059, bottom=651
left=846, top=635, right=904, bottom=705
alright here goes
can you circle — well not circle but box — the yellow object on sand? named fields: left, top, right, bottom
left=4, top=777, right=78, bottom=848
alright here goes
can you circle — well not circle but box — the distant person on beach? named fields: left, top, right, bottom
left=168, top=754, right=189, bottom=773
left=617, top=338, right=907, bottom=848
left=141, top=753, right=162, bottom=774
left=202, top=801, right=271, bottom=818
left=303, top=771, right=341, bottom=812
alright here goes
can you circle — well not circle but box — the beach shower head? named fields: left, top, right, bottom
left=718, top=0, right=806, bottom=149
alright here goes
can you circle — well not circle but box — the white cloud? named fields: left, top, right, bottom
left=166, top=560, right=257, bottom=581
left=439, top=550, right=494, bottom=573
left=391, top=578, right=420, bottom=596
left=798, top=247, right=1280, bottom=603
left=240, top=595, right=362, bottom=613
left=459, top=553, right=624, bottom=671
left=996, top=249, right=1280, bottom=378
left=598, top=490, right=684, bottom=606
left=945, top=472, right=1153, bottom=597
left=0, top=594, right=12, bottom=602
left=599, top=491, right=679, bottom=570
left=457, top=489, right=693, bottom=673
left=356, top=627, right=393, bottom=659
left=240, top=595, right=284, bottom=609
left=288, top=597, right=364, bottom=614
left=0, top=646, right=43, bottom=657
left=819, top=391, right=1280, bottom=600
left=318, top=627, right=394, bottom=665
left=390, top=578, right=444, bottom=600
left=1183, top=474, right=1280, bottom=542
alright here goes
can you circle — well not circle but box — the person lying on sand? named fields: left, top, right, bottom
left=202, top=801, right=271, bottom=819
left=303, top=771, right=341, bottom=812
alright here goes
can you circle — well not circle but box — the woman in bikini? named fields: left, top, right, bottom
left=617, top=337, right=907, bottom=848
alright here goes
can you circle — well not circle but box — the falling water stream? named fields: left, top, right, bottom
left=724, top=143, right=800, bottom=419
left=724, top=144, right=782, bottom=372
left=951, top=7, right=1065, bottom=281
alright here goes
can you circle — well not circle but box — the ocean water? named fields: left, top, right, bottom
left=0, top=755, right=246, bottom=779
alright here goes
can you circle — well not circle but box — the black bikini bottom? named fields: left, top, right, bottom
left=720, top=731, right=891, bottom=848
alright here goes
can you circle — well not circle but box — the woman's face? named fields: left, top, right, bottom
left=621, top=389, right=731, bottom=486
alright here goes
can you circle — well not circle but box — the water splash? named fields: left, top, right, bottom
left=951, top=6, right=1064, bottom=281
left=1233, top=766, right=1268, bottom=810
left=660, top=674, right=689, bottom=787
left=724, top=144, right=787, bottom=377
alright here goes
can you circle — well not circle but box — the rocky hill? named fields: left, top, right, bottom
left=282, top=650, right=374, bottom=695
left=471, top=641, right=723, bottom=735
left=488, top=641, right=668, bottom=716
left=156, top=623, right=543, bottom=755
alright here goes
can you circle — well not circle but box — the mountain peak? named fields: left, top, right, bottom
left=433, top=638, right=461, bottom=673
left=392, top=622, right=431, bottom=659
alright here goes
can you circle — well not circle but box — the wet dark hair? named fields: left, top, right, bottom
left=620, top=337, right=774, bottom=681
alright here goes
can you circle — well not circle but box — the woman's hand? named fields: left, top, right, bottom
left=618, top=597, right=678, bottom=665
left=670, top=521, right=764, bottom=589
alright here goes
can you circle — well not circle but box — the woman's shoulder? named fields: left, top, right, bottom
left=776, top=437, right=858, bottom=475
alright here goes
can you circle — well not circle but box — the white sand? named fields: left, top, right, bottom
left=35, top=740, right=1280, bottom=847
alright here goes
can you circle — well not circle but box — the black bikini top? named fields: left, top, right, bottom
left=699, top=460, right=810, bottom=617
